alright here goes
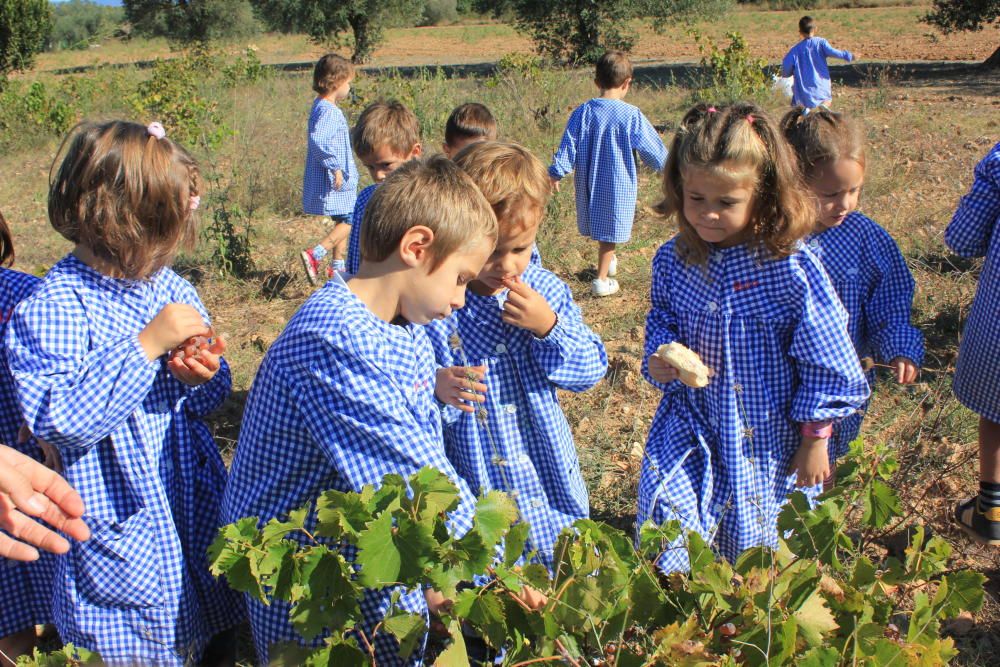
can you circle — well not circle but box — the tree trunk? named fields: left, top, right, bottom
left=985, top=44, right=1000, bottom=69
left=349, top=14, right=373, bottom=64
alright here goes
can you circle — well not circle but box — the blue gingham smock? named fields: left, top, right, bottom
left=781, top=37, right=854, bottom=110
left=637, top=241, right=869, bottom=573
left=0, top=267, right=54, bottom=638
left=302, top=98, right=358, bottom=217
left=5, top=255, right=243, bottom=664
left=549, top=98, right=667, bottom=244
left=806, top=212, right=923, bottom=461
left=947, top=142, right=1000, bottom=423
left=220, top=273, right=478, bottom=665
left=345, top=183, right=377, bottom=275
left=425, top=264, right=607, bottom=569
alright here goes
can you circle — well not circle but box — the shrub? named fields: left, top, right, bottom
left=421, top=0, right=458, bottom=26
left=690, top=30, right=770, bottom=104
left=0, top=0, right=52, bottom=87
left=48, top=0, right=124, bottom=51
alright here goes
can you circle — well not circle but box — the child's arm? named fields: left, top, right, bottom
left=781, top=49, right=796, bottom=78
left=820, top=38, right=854, bottom=63
left=632, top=112, right=667, bottom=173
left=171, top=285, right=232, bottom=417
left=643, top=245, right=684, bottom=393
left=548, top=106, right=583, bottom=183
left=945, top=144, right=1000, bottom=258
left=310, top=105, right=352, bottom=190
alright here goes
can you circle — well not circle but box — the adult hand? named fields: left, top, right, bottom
left=0, top=444, right=90, bottom=561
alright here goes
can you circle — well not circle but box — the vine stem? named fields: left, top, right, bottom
left=510, top=657, right=569, bottom=666
left=554, top=638, right=582, bottom=667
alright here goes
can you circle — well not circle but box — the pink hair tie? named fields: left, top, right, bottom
left=189, top=195, right=201, bottom=211
left=706, top=106, right=717, bottom=113
left=147, top=122, right=166, bottom=140
left=746, top=114, right=755, bottom=124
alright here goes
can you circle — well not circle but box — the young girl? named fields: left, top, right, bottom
left=638, top=103, right=869, bottom=573
left=5, top=121, right=244, bottom=664
left=781, top=107, right=922, bottom=472
left=947, top=142, right=1000, bottom=545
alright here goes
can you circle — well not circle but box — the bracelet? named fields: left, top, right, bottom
left=800, top=421, right=833, bottom=439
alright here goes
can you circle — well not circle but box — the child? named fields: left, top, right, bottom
left=637, top=103, right=869, bottom=573
left=300, top=54, right=358, bottom=283
left=428, top=142, right=607, bottom=569
left=947, top=142, right=1000, bottom=545
left=6, top=121, right=244, bottom=664
left=781, top=15, right=855, bottom=111
left=344, top=100, right=424, bottom=275
left=221, top=156, right=497, bottom=664
left=781, top=107, right=922, bottom=473
left=549, top=50, right=667, bottom=297
left=442, top=102, right=497, bottom=157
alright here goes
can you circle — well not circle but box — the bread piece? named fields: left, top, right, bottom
left=656, top=342, right=713, bottom=388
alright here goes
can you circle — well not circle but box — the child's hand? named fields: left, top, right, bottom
left=435, top=365, right=487, bottom=413
left=515, top=584, right=548, bottom=611
left=788, top=436, right=830, bottom=488
left=424, top=588, right=452, bottom=616
left=888, top=357, right=918, bottom=384
left=647, top=353, right=680, bottom=384
left=549, top=176, right=560, bottom=192
left=138, top=304, right=212, bottom=361
left=501, top=277, right=557, bottom=338
left=168, top=335, right=226, bottom=386
left=334, top=169, right=344, bottom=190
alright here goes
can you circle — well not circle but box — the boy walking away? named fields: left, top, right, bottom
left=549, top=50, right=666, bottom=297
left=782, top=16, right=855, bottom=112
left=300, top=54, right=358, bottom=284
left=345, top=101, right=423, bottom=275
left=222, top=157, right=498, bottom=665
left=441, top=102, right=497, bottom=157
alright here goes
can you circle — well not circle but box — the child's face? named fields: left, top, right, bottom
left=402, top=236, right=493, bottom=324
left=360, top=144, right=422, bottom=183
left=331, top=75, right=353, bottom=103
left=681, top=165, right=756, bottom=248
left=809, top=158, right=864, bottom=229
left=472, top=213, right=541, bottom=295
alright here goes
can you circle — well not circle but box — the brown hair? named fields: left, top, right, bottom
left=655, top=102, right=814, bottom=266
left=444, top=103, right=498, bottom=147
left=49, top=120, right=200, bottom=279
left=799, top=16, right=816, bottom=35
left=360, top=155, right=497, bottom=269
left=595, top=50, right=632, bottom=90
left=0, top=210, right=14, bottom=267
left=351, top=101, right=422, bottom=159
left=312, top=54, right=355, bottom=95
left=453, top=141, right=549, bottom=233
left=780, top=106, right=865, bottom=181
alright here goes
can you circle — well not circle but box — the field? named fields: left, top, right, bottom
left=2, top=1, right=999, bottom=663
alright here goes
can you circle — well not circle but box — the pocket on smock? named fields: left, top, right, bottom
left=76, top=509, right=164, bottom=609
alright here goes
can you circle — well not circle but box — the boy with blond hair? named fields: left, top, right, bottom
left=442, top=102, right=497, bottom=157
left=549, top=50, right=666, bottom=297
left=428, top=141, right=607, bottom=570
left=300, top=54, right=358, bottom=282
left=222, top=156, right=497, bottom=664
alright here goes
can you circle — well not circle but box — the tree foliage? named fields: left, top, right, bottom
left=123, top=0, right=261, bottom=43
left=48, top=0, right=123, bottom=52
left=924, top=0, right=999, bottom=66
left=0, top=0, right=51, bottom=86
left=250, top=0, right=423, bottom=63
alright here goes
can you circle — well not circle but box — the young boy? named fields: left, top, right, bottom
left=549, top=50, right=666, bottom=297
left=429, top=141, right=607, bottom=570
left=442, top=102, right=497, bottom=157
left=781, top=15, right=856, bottom=111
left=221, top=156, right=498, bottom=664
left=300, top=54, right=358, bottom=283
left=344, top=101, right=423, bottom=275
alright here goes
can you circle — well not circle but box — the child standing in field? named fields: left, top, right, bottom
left=549, top=50, right=667, bottom=297
left=344, top=101, right=424, bottom=275
left=637, top=104, right=869, bottom=573
left=300, top=54, right=358, bottom=284
left=441, top=102, right=497, bottom=157
left=5, top=121, right=244, bottom=663
left=947, top=142, right=1000, bottom=546
left=221, top=157, right=497, bottom=664
left=781, top=108, right=922, bottom=473
left=428, top=142, right=607, bottom=569
left=782, top=15, right=855, bottom=111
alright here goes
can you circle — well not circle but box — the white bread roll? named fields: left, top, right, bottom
left=655, top=342, right=713, bottom=388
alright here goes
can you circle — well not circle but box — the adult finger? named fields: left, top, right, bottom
left=0, top=495, right=69, bottom=557
left=0, top=529, right=40, bottom=561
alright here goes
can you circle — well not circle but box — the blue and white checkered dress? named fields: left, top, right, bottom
left=637, top=240, right=869, bottom=573
left=425, top=264, right=607, bottom=569
left=0, top=267, right=55, bottom=638
left=549, top=98, right=666, bottom=244
left=221, top=272, right=478, bottom=665
left=947, top=142, right=1000, bottom=423
left=345, top=183, right=378, bottom=276
left=806, top=212, right=923, bottom=461
left=5, top=255, right=244, bottom=665
left=302, top=98, right=358, bottom=217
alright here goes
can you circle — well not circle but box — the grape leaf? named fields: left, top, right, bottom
left=453, top=588, right=506, bottom=647
left=793, top=591, right=839, bottom=646
left=503, top=522, right=531, bottom=567
left=316, top=490, right=372, bottom=541
left=474, top=491, right=519, bottom=547
left=356, top=512, right=401, bottom=587
left=433, top=620, right=470, bottom=666
left=383, top=610, right=428, bottom=659
left=862, top=479, right=903, bottom=529
left=409, top=466, right=460, bottom=517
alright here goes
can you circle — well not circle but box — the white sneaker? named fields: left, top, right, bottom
left=608, top=255, right=618, bottom=277
left=591, top=277, right=620, bottom=297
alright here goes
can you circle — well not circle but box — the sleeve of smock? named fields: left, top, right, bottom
left=632, top=111, right=667, bottom=172
left=643, top=243, right=683, bottom=395
left=549, top=106, right=583, bottom=180
left=310, top=105, right=349, bottom=173
left=864, top=223, right=924, bottom=367
left=529, top=278, right=608, bottom=392
left=944, top=143, right=1000, bottom=259
left=821, top=38, right=854, bottom=62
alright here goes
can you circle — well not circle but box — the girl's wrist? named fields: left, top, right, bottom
left=800, top=421, right=833, bottom=439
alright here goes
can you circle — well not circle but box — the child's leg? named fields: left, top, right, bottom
left=955, top=416, right=1000, bottom=545
left=0, top=628, right=38, bottom=662
left=979, top=416, right=1000, bottom=483
left=596, top=241, right=616, bottom=280
left=328, top=223, right=352, bottom=263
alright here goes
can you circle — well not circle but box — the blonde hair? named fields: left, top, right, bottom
left=313, top=54, right=355, bottom=95
left=780, top=106, right=866, bottom=180
left=452, top=141, right=550, bottom=232
left=49, top=120, right=200, bottom=279
left=360, top=155, right=497, bottom=269
left=596, top=50, right=632, bottom=90
left=351, top=101, right=421, bottom=159
left=655, top=102, right=814, bottom=266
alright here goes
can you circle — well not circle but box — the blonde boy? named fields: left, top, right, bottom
left=222, top=156, right=497, bottom=665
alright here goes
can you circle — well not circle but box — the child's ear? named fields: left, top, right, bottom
left=441, top=142, right=451, bottom=158
left=410, top=143, right=423, bottom=159
left=399, top=225, right=435, bottom=267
